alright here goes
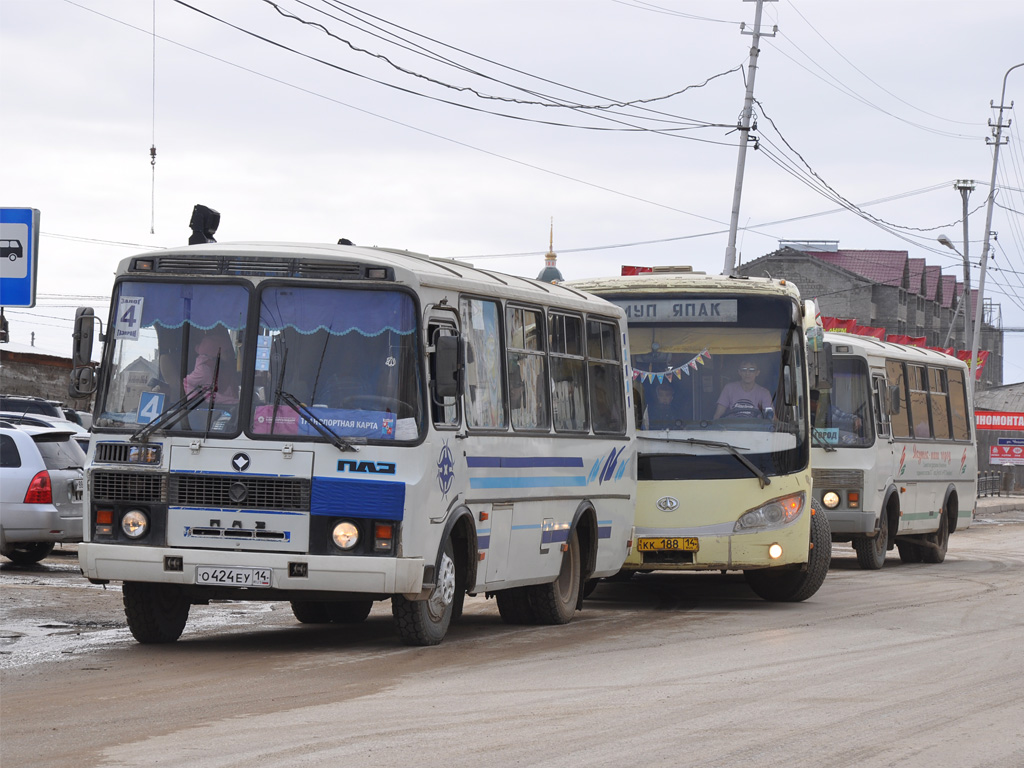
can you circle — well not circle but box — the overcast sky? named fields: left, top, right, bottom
left=2, top=0, right=1023, bottom=382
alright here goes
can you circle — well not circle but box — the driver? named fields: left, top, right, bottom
left=714, top=359, right=773, bottom=419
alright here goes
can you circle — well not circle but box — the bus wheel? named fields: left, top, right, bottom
left=744, top=500, right=832, bottom=602
left=896, top=541, right=924, bottom=564
left=496, top=587, right=538, bottom=625
left=582, top=578, right=600, bottom=598
left=853, top=512, right=888, bottom=570
left=527, top=527, right=581, bottom=624
left=392, top=539, right=456, bottom=646
left=122, top=582, right=190, bottom=644
left=921, top=510, right=949, bottom=564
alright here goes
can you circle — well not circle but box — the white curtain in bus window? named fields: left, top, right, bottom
left=928, top=366, right=951, bottom=440
left=461, top=297, right=506, bottom=429
left=506, top=306, right=549, bottom=431
left=948, top=368, right=971, bottom=440
left=886, top=359, right=912, bottom=439
left=907, top=364, right=932, bottom=438
left=549, top=312, right=587, bottom=432
left=587, top=319, right=625, bottom=434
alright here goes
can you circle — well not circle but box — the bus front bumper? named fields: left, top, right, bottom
left=78, top=542, right=426, bottom=597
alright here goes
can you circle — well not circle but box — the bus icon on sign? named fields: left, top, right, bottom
left=1, top=240, right=23, bottom=261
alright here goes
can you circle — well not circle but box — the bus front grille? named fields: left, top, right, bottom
left=91, top=471, right=167, bottom=503
left=812, top=469, right=864, bottom=488
left=169, top=475, right=310, bottom=511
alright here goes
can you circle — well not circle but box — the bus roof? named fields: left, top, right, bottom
left=824, top=332, right=968, bottom=366
left=114, top=241, right=622, bottom=317
left=565, top=271, right=803, bottom=301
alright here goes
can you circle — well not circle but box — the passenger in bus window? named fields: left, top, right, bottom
left=646, top=382, right=685, bottom=428
left=183, top=328, right=239, bottom=408
left=714, top=359, right=773, bottom=419
left=810, top=391, right=862, bottom=436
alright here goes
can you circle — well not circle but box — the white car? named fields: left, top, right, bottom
left=0, top=411, right=91, bottom=453
left=0, top=424, right=86, bottom=564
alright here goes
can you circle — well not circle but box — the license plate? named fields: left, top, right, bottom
left=196, top=566, right=272, bottom=587
left=637, top=537, right=699, bottom=552
left=72, top=479, right=83, bottom=501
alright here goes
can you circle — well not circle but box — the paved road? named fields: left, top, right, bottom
left=2, top=511, right=1022, bottom=768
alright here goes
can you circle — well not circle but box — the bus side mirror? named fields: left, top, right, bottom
left=889, top=385, right=901, bottom=414
left=434, top=334, right=461, bottom=399
left=72, top=307, right=95, bottom=367
left=783, top=365, right=795, bottom=406
left=809, top=341, right=833, bottom=390
left=69, top=366, right=97, bottom=398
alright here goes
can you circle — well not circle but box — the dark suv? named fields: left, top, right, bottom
left=0, top=396, right=66, bottom=420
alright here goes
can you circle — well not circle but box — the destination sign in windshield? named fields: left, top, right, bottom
left=611, top=299, right=738, bottom=323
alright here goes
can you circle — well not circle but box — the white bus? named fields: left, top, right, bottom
left=70, top=242, right=636, bottom=645
left=811, top=332, right=976, bottom=569
left=568, top=269, right=832, bottom=602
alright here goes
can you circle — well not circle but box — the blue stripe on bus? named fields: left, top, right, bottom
left=467, top=456, right=585, bottom=468
left=311, top=477, right=405, bottom=520
left=469, top=476, right=588, bottom=489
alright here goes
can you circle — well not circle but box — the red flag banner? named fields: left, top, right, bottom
left=853, top=325, right=886, bottom=339
left=823, top=316, right=856, bottom=333
left=956, top=350, right=989, bottom=380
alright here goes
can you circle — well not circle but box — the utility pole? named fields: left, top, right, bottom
left=954, top=179, right=975, bottom=350
left=972, top=62, right=1023, bottom=395
left=723, top=0, right=776, bottom=276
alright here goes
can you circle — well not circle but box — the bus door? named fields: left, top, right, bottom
left=872, top=373, right=895, bottom=492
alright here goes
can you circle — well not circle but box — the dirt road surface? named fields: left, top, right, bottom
left=2, top=512, right=1023, bottom=768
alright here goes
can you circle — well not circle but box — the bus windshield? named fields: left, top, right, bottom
left=625, top=294, right=808, bottom=480
left=811, top=356, right=874, bottom=448
left=250, top=285, right=422, bottom=441
left=96, top=281, right=249, bottom=431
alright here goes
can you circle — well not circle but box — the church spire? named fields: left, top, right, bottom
left=537, top=216, right=564, bottom=283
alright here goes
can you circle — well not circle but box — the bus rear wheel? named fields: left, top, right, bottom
left=744, top=500, right=832, bottom=602
left=122, top=582, right=190, bottom=644
left=920, top=509, right=949, bottom=564
left=897, top=541, right=924, bottom=563
left=527, top=527, right=581, bottom=624
left=392, top=539, right=457, bottom=646
left=495, top=586, right=538, bottom=625
left=852, top=511, right=888, bottom=570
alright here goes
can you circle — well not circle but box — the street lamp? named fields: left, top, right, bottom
left=937, top=234, right=971, bottom=349
left=974, top=62, right=1024, bottom=395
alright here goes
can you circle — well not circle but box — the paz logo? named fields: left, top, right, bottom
left=436, top=441, right=455, bottom=498
left=899, top=445, right=907, bottom=477
left=961, top=449, right=967, bottom=475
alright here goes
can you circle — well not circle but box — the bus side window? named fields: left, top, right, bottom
left=907, top=364, right=932, bottom=439
left=549, top=312, right=588, bottom=432
left=872, top=376, right=890, bottom=438
left=928, top=366, right=951, bottom=440
left=948, top=367, right=971, bottom=440
left=886, top=359, right=911, bottom=439
left=459, top=297, right=507, bottom=430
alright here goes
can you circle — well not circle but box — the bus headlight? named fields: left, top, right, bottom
left=121, top=509, right=149, bottom=539
left=332, top=521, right=360, bottom=550
left=734, top=492, right=804, bottom=532
left=822, top=491, right=841, bottom=509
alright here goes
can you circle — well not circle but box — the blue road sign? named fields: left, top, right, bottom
left=997, top=438, right=1024, bottom=447
left=0, top=208, right=40, bottom=308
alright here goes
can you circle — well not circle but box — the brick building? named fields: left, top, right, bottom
left=736, top=242, right=1004, bottom=388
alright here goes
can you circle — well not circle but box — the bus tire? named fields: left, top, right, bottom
left=0, top=541, right=55, bottom=565
left=495, top=587, right=539, bottom=625
left=920, top=509, right=949, bottom=564
left=392, top=539, right=456, bottom=646
left=122, top=582, right=190, bottom=644
left=852, top=511, right=888, bottom=570
left=582, top=578, right=600, bottom=598
left=527, top=527, right=581, bottom=625
left=896, top=541, right=923, bottom=563
left=743, top=499, right=832, bottom=602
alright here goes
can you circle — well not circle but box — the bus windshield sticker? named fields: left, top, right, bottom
left=613, top=299, right=738, bottom=323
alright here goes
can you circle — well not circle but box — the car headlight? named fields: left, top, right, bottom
left=332, top=521, right=360, bottom=550
left=734, top=492, right=804, bottom=532
left=822, top=491, right=841, bottom=509
left=121, top=509, right=149, bottom=539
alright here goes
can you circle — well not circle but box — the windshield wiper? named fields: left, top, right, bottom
left=130, top=385, right=212, bottom=442
left=811, top=428, right=836, bottom=452
left=676, top=437, right=771, bottom=489
left=274, top=388, right=361, bottom=453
